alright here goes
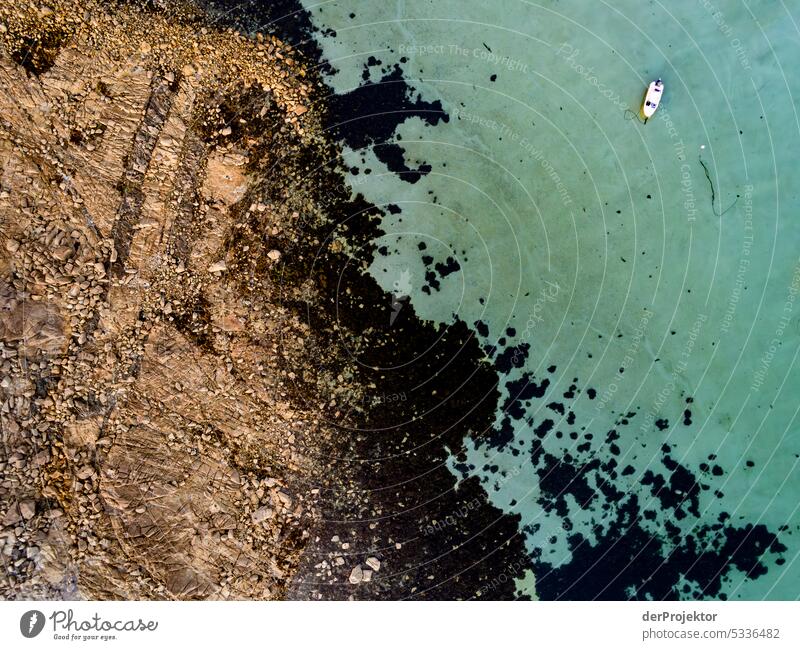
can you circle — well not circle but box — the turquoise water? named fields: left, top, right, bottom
left=302, top=0, right=800, bottom=599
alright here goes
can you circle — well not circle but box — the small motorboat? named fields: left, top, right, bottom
left=640, top=78, right=664, bottom=122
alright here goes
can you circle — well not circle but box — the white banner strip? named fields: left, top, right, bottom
left=2, top=601, right=798, bottom=649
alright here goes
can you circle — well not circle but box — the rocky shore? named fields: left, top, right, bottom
left=0, top=0, right=534, bottom=600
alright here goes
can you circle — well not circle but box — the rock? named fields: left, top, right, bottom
left=202, top=151, right=250, bottom=206
left=219, top=313, right=244, bottom=333
left=2, top=504, right=22, bottom=526
left=51, top=245, right=73, bottom=262
left=64, top=419, right=100, bottom=448
left=365, top=556, right=381, bottom=572
left=212, top=513, right=237, bottom=530
left=251, top=506, right=274, bottom=524
left=0, top=0, right=338, bottom=603
left=19, top=500, right=36, bottom=520
left=348, top=566, right=363, bottom=584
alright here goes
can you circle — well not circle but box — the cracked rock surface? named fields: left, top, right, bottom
left=0, top=0, right=349, bottom=600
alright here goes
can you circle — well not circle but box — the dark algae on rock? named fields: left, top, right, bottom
left=279, top=76, right=532, bottom=602
left=188, top=0, right=534, bottom=599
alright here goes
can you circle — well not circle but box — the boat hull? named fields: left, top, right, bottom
left=640, top=80, right=663, bottom=120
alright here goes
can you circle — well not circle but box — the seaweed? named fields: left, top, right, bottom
left=699, top=156, right=738, bottom=217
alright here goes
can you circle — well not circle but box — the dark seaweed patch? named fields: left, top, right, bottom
left=495, top=343, right=530, bottom=373
left=534, top=498, right=787, bottom=600
left=374, top=143, right=432, bottom=183
left=435, top=256, right=461, bottom=277
left=325, top=64, right=449, bottom=150
left=517, top=398, right=785, bottom=598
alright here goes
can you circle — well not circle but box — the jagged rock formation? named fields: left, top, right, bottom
left=0, top=0, right=352, bottom=600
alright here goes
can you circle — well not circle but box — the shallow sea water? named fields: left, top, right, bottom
left=300, top=0, right=800, bottom=599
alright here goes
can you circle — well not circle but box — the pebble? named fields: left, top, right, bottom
left=348, top=566, right=363, bottom=584
left=19, top=500, right=36, bottom=520
left=251, top=506, right=274, bottom=524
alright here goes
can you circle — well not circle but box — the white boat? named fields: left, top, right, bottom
left=640, top=78, right=664, bottom=121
